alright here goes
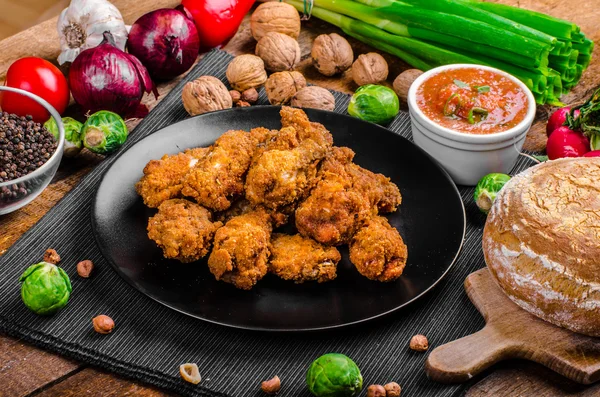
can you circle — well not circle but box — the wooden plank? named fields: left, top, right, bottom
left=30, top=367, right=177, bottom=397
left=467, top=361, right=600, bottom=397
left=0, top=336, right=79, bottom=397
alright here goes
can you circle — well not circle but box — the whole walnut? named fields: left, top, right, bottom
left=182, top=76, right=232, bottom=116
left=226, top=54, right=268, bottom=91
left=311, top=33, right=353, bottom=76
left=352, top=53, right=389, bottom=86
left=255, top=32, right=301, bottom=72
left=265, top=71, right=307, bottom=105
left=251, top=2, right=301, bottom=41
left=291, top=86, right=335, bottom=111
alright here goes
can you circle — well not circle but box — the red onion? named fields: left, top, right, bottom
left=127, top=9, right=200, bottom=80
left=69, top=32, right=157, bottom=117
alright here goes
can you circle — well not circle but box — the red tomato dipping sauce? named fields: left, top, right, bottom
left=416, top=67, right=529, bottom=134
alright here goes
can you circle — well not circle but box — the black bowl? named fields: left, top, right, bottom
left=92, top=107, right=465, bottom=331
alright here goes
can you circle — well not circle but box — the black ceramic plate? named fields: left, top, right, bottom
left=93, top=107, right=465, bottom=331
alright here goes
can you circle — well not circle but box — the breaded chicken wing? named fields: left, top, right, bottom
left=280, top=106, right=333, bottom=148
left=269, top=233, right=341, bottom=283
left=135, top=147, right=209, bottom=208
left=207, top=208, right=273, bottom=290
left=147, top=199, right=222, bottom=263
left=245, top=130, right=327, bottom=211
left=181, top=130, right=256, bottom=211
left=295, top=147, right=402, bottom=245
left=349, top=216, right=408, bottom=282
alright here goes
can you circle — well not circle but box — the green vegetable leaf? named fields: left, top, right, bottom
left=532, top=154, right=549, bottom=162
left=453, top=79, right=470, bottom=89
left=476, top=85, right=491, bottom=94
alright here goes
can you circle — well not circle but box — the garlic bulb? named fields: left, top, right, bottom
left=57, top=0, right=128, bottom=65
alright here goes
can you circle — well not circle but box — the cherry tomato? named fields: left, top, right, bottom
left=1, top=57, right=70, bottom=122
left=546, top=126, right=590, bottom=160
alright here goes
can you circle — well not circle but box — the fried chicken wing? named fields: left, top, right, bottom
left=280, top=106, right=333, bottom=148
left=181, top=130, right=256, bottom=211
left=135, top=148, right=209, bottom=208
left=245, top=130, right=327, bottom=211
left=295, top=147, right=402, bottom=245
left=349, top=216, right=408, bottom=282
left=269, top=233, right=341, bottom=283
left=147, top=199, right=222, bottom=263
left=207, top=208, right=273, bottom=290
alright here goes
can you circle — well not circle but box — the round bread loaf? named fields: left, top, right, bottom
left=483, top=157, right=600, bottom=337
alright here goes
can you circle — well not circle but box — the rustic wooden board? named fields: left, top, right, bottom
left=426, top=268, right=600, bottom=385
left=1, top=0, right=600, bottom=396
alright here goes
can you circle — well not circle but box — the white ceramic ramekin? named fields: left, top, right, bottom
left=407, top=64, right=536, bottom=186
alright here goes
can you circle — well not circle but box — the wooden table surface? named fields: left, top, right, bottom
left=0, top=0, right=599, bottom=396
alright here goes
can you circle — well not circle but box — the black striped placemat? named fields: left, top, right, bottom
left=0, top=49, right=535, bottom=397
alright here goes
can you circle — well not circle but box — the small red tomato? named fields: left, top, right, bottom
left=546, top=126, right=590, bottom=160
left=1, top=57, right=70, bottom=122
left=583, top=150, right=600, bottom=157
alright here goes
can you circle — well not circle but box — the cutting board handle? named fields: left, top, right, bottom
left=425, top=324, right=515, bottom=383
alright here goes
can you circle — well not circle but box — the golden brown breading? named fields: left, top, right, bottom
left=245, top=134, right=327, bottom=210
left=135, top=148, right=209, bottom=208
left=147, top=199, right=222, bottom=263
left=181, top=130, right=256, bottom=211
left=269, top=233, right=341, bottom=283
left=349, top=216, right=408, bottom=282
left=207, top=208, right=273, bottom=290
left=295, top=171, right=373, bottom=246
left=280, top=106, right=333, bottom=149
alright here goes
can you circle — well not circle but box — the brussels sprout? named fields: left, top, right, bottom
left=19, top=262, right=72, bottom=315
left=306, top=353, right=363, bottom=397
left=81, top=110, right=128, bottom=154
left=348, top=85, right=399, bottom=124
left=44, top=116, right=83, bottom=157
left=474, top=173, right=511, bottom=214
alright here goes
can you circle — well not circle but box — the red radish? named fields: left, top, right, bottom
left=583, top=150, right=600, bottom=157
left=547, top=107, right=580, bottom=137
left=546, top=126, right=590, bottom=160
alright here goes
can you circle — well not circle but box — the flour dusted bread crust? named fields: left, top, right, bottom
left=483, top=157, right=600, bottom=337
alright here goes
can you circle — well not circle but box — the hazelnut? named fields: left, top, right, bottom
left=241, top=88, right=259, bottom=104
left=311, top=33, right=354, bottom=76
left=236, top=100, right=251, bottom=107
left=180, top=363, right=201, bottom=384
left=229, top=90, right=241, bottom=104
left=352, top=53, right=389, bottom=86
left=393, top=69, right=423, bottom=103
left=291, top=86, right=335, bottom=111
left=255, top=32, right=301, bottom=72
left=409, top=334, right=429, bottom=352
left=367, top=384, right=386, bottom=397
left=226, top=54, right=268, bottom=91
left=76, top=260, right=94, bottom=278
left=265, top=71, right=307, bottom=105
left=251, top=2, right=300, bottom=41
left=92, top=315, right=115, bottom=334
left=182, top=76, right=232, bottom=116
left=384, top=382, right=402, bottom=397
left=43, top=249, right=60, bottom=264
left=261, top=375, right=281, bottom=394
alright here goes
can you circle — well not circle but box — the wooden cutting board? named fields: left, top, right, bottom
left=425, top=268, right=600, bottom=385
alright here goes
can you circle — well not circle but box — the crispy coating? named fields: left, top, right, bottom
left=207, top=208, right=273, bottom=290
left=215, top=198, right=289, bottom=227
left=295, top=146, right=401, bottom=245
left=322, top=147, right=402, bottom=212
left=181, top=130, right=256, bottom=211
left=245, top=131, right=327, bottom=210
left=269, top=233, right=340, bottom=283
left=135, top=148, right=209, bottom=208
left=349, top=216, right=408, bottom=282
left=280, top=106, right=333, bottom=148
left=147, top=199, right=222, bottom=263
